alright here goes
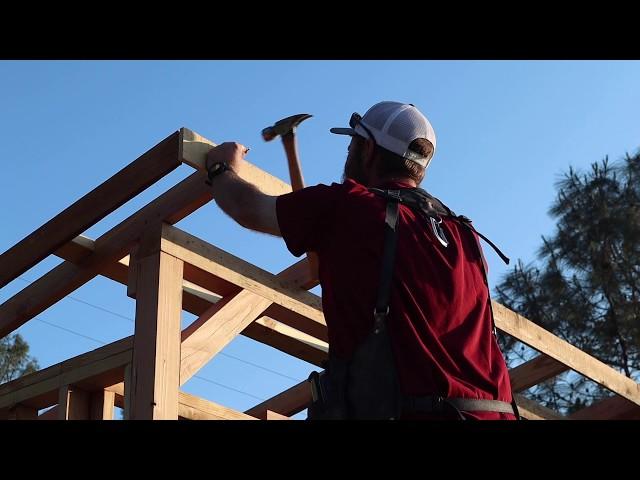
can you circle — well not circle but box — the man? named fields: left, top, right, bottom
left=205, top=101, right=517, bottom=420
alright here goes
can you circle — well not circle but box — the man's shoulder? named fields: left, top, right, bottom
left=284, top=179, right=369, bottom=199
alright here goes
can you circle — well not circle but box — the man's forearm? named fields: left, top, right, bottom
left=209, top=170, right=281, bottom=236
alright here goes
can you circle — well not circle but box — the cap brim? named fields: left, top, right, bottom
left=330, top=127, right=356, bottom=136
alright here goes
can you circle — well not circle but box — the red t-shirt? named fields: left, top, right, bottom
left=276, top=178, right=515, bottom=420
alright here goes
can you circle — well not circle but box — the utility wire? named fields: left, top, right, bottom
left=15, top=276, right=301, bottom=401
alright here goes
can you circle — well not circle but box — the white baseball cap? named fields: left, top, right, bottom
left=330, top=101, right=436, bottom=168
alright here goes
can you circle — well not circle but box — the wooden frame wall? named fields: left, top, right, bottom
left=1, top=128, right=638, bottom=420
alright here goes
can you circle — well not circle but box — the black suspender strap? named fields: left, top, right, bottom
left=373, top=191, right=400, bottom=332
left=368, top=188, right=520, bottom=419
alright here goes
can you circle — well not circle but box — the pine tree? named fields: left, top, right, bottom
left=495, top=152, right=640, bottom=413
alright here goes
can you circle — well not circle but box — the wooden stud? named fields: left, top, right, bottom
left=128, top=228, right=183, bottom=420
left=90, top=390, right=116, bottom=420
left=123, top=364, right=132, bottom=420
left=58, top=385, right=90, bottom=420
left=126, top=244, right=139, bottom=299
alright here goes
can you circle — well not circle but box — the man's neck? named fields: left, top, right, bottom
left=369, top=176, right=417, bottom=188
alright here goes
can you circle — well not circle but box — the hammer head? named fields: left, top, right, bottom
left=262, top=113, right=312, bottom=142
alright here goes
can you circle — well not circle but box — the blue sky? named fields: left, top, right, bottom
left=1, top=60, right=639, bottom=418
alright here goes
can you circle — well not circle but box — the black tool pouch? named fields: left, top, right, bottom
left=347, top=315, right=402, bottom=419
left=307, top=357, right=349, bottom=420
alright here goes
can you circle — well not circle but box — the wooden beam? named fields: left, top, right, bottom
left=161, top=224, right=327, bottom=341
left=180, top=289, right=272, bottom=385
left=513, top=394, right=566, bottom=420
left=509, top=354, right=569, bottom=392
left=126, top=244, right=140, bottom=298
left=179, top=255, right=326, bottom=384
left=58, top=385, right=90, bottom=420
left=0, top=129, right=294, bottom=339
left=128, top=232, right=183, bottom=420
left=277, top=258, right=319, bottom=291
left=493, top=301, right=640, bottom=406
left=266, top=410, right=291, bottom=420
left=52, top=230, right=640, bottom=415
left=55, top=235, right=221, bottom=311
left=0, top=131, right=182, bottom=289
left=569, top=395, right=640, bottom=420
left=0, top=171, right=212, bottom=338
left=55, top=235, right=326, bottom=366
left=245, top=380, right=311, bottom=419
left=178, top=390, right=258, bottom=420
left=123, top=364, right=132, bottom=420
left=105, top=382, right=257, bottom=420
left=0, top=336, right=132, bottom=410
left=254, top=317, right=328, bottom=354
left=180, top=127, right=291, bottom=196
left=90, top=390, right=116, bottom=420
left=242, top=321, right=326, bottom=367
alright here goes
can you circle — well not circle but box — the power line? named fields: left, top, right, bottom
left=17, top=272, right=303, bottom=400
left=17, top=275, right=304, bottom=383
left=17, top=277, right=135, bottom=323
left=32, top=316, right=268, bottom=402
left=34, top=318, right=107, bottom=345
left=192, top=375, right=265, bottom=401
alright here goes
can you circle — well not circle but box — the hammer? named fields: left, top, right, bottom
left=262, top=113, right=312, bottom=191
left=262, top=113, right=319, bottom=281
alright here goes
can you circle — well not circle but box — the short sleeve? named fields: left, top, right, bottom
left=276, top=183, right=341, bottom=257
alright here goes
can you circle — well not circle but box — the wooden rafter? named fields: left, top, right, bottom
left=569, top=394, right=640, bottom=420
left=0, top=172, right=211, bottom=338
left=493, top=302, right=640, bottom=406
left=0, top=131, right=182, bottom=289
left=509, top=354, right=569, bottom=392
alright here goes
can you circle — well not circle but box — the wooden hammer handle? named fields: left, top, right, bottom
left=281, top=132, right=320, bottom=282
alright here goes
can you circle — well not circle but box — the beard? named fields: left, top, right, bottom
left=341, top=145, right=369, bottom=185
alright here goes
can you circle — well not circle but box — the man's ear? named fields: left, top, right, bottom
left=362, top=138, right=376, bottom=169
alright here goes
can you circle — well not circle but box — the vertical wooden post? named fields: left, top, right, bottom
left=90, top=390, right=116, bottom=420
left=124, top=363, right=132, bottom=420
left=127, top=225, right=183, bottom=420
left=58, top=385, right=90, bottom=420
left=127, top=244, right=140, bottom=299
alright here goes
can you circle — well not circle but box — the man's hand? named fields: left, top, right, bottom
left=205, top=141, right=281, bottom=237
left=206, top=142, right=250, bottom=174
